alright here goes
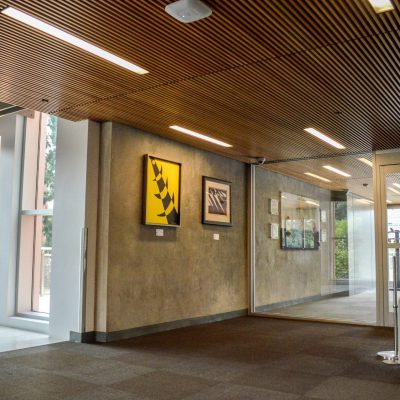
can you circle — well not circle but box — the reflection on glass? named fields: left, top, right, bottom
left=281, top=192, right=320, bottom=250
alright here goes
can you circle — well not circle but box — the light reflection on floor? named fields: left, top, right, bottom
left=0, top=326, right=61, bottom=353
left=264, top=290, right=376, bottom=325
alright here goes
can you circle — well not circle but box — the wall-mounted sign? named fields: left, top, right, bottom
left=270, top=223, right=279, bottom=240
left=269, top=198, right=279, bottom=215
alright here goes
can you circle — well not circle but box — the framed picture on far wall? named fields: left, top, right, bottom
left=143, top=155, right=181, bottom=227
left=202, top=177, right=232, bottom=226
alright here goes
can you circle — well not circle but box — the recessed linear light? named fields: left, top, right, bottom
left=387, top=199, right=393, bottom=204
left=304, top=172, right=331, bottom=183
left=1, top=7, right=148, bottom=75
left=323, top=165, right=351, bottom=177
left=388, top=187, right=400, bottom=195
left=368, top=0, right=394, bottom=13
left=393, top=183, right=400, bottom=189
left=358, top=157, right=373, bottom=167
left=304, top=128, right=345, bottom=150
left=358, top=198, right=374, bottom=205
left=169, top=125, right=233, bottom=148
left=306, top=200, right=320, bottom=207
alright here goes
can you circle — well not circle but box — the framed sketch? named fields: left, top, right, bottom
left=270, top=223, right=279, bottom=240
left=202, top=177, right=232, bottom=226
left=143, top=155, right=181, bottom=227
left=269, top=199, right=279, bottom=215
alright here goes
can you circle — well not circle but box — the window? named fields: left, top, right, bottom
left=16, top=112, right=57, bottom=317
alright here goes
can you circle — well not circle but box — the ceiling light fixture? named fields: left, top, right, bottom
left=368, top=0, right=394, bottom=13
left=1, top=7, right=149, bottom=75
left=392, top=183, right=400, bottom=189
left=387, top=199, right=393, bottom=204
left=305, top=200, right=320, bottom=207
left=304, top=128, right=345, bottom=150
left=358, top=198, right=374, bottom=205
left=169, top=125, right=233, bottom=148
left=304, top=172, right=331, bottom=183
left=323, top=165, right=351, bottom=177
left=165, top=0, right=212, bottom=23
left=358, top=157, right=373, bottom=167
left=388, top=187, right=400, bottom=195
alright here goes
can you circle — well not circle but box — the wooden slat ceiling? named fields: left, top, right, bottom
left=1, top=0, right=400, bottom=188
left=265, top=152, right=374, bottom=199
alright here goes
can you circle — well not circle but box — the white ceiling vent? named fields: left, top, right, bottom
left=165, top=0, right=212, bottom=23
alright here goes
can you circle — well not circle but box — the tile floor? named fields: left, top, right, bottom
left=0, top=317, right=398, bottom=399
left=0, top=326, right=60, bottom=353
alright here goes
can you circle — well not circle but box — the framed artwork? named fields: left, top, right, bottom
left=269, top=199, right=279, bottom=215
left=202, top=177, right=232, bottom=226
left=143, top=155, right=181, bottom=227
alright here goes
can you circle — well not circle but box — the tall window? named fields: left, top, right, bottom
left=17, top=112, right=57, bottom=316
left=334, top=201, right=349, bottom=280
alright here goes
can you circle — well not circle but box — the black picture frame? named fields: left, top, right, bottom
left=202, top=176, right=232, bottom=226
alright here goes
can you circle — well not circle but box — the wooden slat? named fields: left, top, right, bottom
left=1, top=0, right=400, bottom=190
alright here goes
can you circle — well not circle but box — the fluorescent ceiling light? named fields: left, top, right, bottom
left=387, top=199, right=393, bottom=204
left=169, top=125, right=233, bottom=147
left=305, top=200, right=320, bottom=207
left=368, top=0, right=394, bottom=13
left=388, top=187, right=400, bottom=195
left=392, top=183, right=400, bottom=189
left=358, top=157, right=373, bottom=167
left=358, top=198, right=374, bottom=205
left=304, top=172, right=331, bottom=183
left=304, top=128, right=345, bottom=150
left=323, top=165, right=351, bottom=177
left=1, top=7, right=148, bottom=75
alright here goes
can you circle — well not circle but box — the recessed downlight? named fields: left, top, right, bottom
left=304, top=172, right=331, bottom=183
left=1, top=7, right=149, bottom=74
left=368, top=0, right=394, bottom=13
left=323, top=165, right=351, bottom=177
left=304, top=128, right=345, bottom=150
left=169, top=125, right=233, bottom=148
left=358, top=157, right=373, bottom=167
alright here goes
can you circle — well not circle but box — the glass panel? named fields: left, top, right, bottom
left=17, top=112, right=57, bottom=316
left=254, top=153, right=376, bottom=324
left=385, top=172, right=400, bottom=316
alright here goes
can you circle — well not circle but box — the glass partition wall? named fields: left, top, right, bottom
left=252, top=154, right=376, bottom=325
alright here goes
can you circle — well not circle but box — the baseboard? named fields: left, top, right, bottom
left=255, top=290, right=349, bottom=313
left=70, top=309, right=248, bottom=343
left=69, top=330, right=96, bottom=343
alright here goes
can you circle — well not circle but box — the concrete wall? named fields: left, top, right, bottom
left=97, top=123, right=247, bottom=333
left=254, top=167, right=331, bottom=308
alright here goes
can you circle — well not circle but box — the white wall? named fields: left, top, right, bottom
left=49, top=119, right=99, bottom=340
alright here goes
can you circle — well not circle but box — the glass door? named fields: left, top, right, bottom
left=378, top=165, right=400, bottom=326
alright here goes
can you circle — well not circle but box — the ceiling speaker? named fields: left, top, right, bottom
left=165, top=0, right=212, bottom=23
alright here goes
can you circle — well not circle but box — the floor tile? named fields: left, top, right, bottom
left=112, top=370, right=218, bottom=400
left=306, top=376, right=400, bottom=399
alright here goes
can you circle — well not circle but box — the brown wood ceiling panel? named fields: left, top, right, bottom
left=2, top=0, right=400, bottom=180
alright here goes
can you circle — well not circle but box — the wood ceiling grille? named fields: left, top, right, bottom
left=1, top=0, right=400, bottom=184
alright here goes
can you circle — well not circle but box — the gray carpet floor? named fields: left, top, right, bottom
left=0, top=317, right=398, bottom=399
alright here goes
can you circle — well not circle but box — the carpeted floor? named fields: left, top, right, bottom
left=0, top=317, right=398, bottom=399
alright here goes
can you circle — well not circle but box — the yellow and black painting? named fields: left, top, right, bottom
left=143, top=155, right=181, bottom=226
